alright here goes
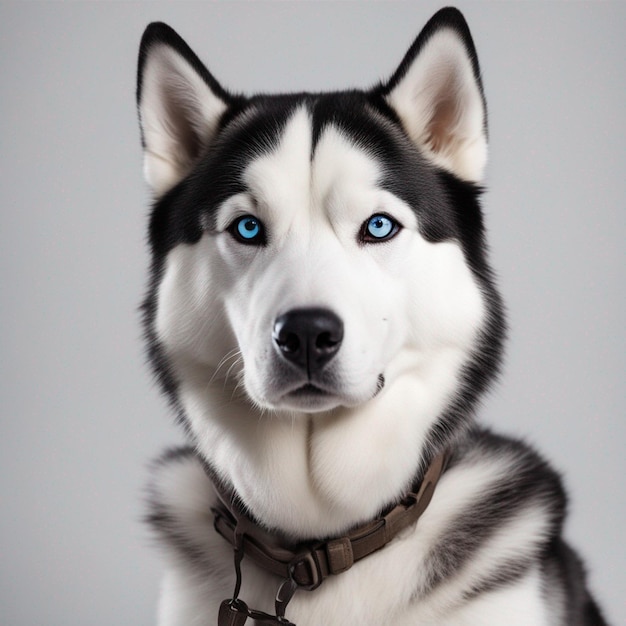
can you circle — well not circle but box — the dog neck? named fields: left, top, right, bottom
left=207, top=450, right=449, bottom=626
left=181, top=361, right=465, bottom=540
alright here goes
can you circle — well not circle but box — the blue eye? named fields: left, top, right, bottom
left=362, top=214, right=399, bottom=243
left=231, top=215, right=265, bottom=245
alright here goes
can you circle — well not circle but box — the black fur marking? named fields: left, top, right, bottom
left=542, top=539, right=608, bottom=626
left=416, top=429, right=566, bottom=597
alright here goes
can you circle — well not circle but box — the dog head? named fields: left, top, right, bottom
left=137, top=8, right=504, bottom=444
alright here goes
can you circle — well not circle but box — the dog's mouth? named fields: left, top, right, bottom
left=274, top=374, right=385, bottom=413
left=283, top=383, right=337, bottom=410
left=290, top=383, right=329, bottom=397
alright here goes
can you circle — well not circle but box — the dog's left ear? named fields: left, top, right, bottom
left=383, top=8, right=487, bottom=183
left=136, top=22, right=231, bottom=197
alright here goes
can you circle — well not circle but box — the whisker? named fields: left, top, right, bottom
left=223, top=354, right=244, bottom=386
left=208, top=348, right=241, bottom=385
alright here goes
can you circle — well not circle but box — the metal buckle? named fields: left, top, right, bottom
left=289, top=549, right=323, bottom=590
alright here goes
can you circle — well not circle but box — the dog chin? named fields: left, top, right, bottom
left=252, top=377, right=385, bottom=414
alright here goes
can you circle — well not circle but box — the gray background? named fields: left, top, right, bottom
left=1, top=1, right=623, bottom=624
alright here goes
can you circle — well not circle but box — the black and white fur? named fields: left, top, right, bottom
left=137, top=8, right=606, bottom=625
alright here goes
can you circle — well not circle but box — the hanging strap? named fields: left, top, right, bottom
left=211, top=450, right=448, bottom=624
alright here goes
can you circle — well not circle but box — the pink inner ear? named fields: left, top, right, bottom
left=425, top=94, right=460, bottom=155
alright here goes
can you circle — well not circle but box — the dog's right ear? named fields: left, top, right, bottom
left=137, top=23, right=231, bottom=197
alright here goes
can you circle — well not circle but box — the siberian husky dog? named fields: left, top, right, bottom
left=137, top=8, right=607, bottom=626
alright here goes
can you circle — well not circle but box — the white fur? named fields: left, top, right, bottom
left=386, top=28, right=487, bottom=182
left=435, top=568, right=551, bottom=626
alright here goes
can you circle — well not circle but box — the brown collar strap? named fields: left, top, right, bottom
left=211, top=451, right=448, bottom=626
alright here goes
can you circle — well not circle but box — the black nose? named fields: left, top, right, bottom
left=273, top=308, right=344, bottom=375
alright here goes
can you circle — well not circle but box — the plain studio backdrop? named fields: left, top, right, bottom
left=1, top=2, right=624, bottom=624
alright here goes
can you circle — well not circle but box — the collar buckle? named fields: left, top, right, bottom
left=289, top=548, right=324, bottom=590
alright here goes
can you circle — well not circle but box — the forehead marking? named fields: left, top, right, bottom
left=241, top=106, right=383, bottom=226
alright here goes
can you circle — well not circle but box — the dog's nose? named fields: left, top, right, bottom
left=273, top=308, right=344, bottom=375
